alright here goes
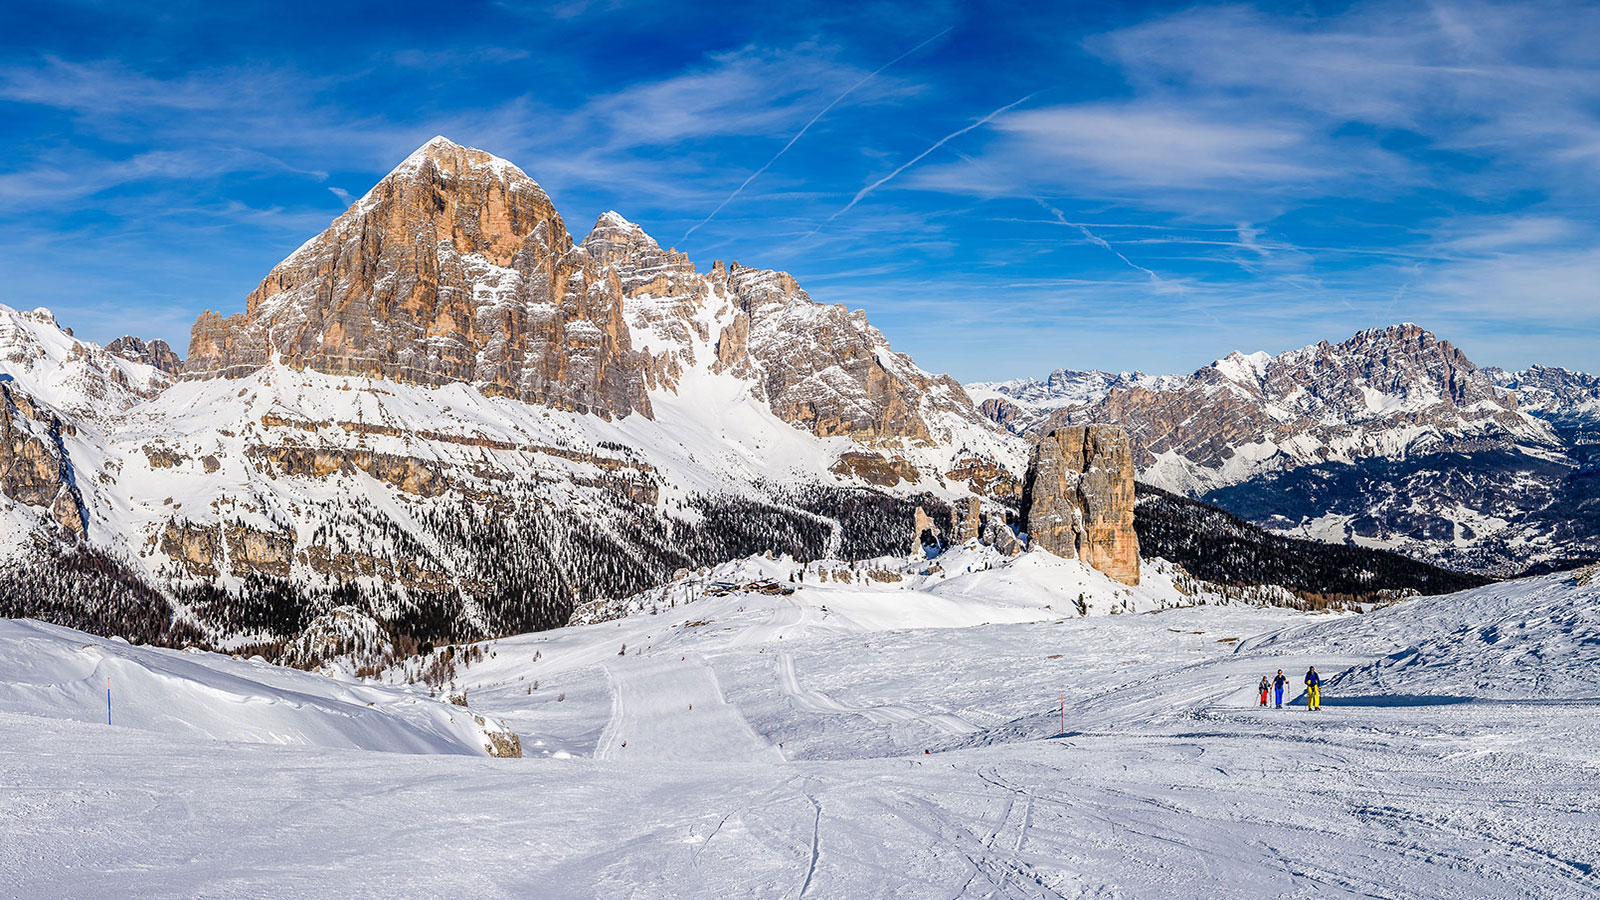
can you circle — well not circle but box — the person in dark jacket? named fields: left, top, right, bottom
left=1258, top=676, right=1271, bottom=707
left=1273, top=670, right=1287, bottom=708
left=1305, top=667, right=1322, bottom=710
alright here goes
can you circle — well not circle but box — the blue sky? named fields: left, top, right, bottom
left=3, top=0, right=1598, bottom=381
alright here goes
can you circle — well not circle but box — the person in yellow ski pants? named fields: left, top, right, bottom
left=1305, top=666, right=1322, bottom=710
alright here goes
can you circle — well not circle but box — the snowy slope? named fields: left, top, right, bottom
left=1245, top=567, right=1600, bottom=700
left=7, top=565, right=1600, bottom=897
left=0, top=618, right=519, bottom=755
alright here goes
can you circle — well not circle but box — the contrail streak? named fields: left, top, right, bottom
left=810, top=92, right=1036, bottom=236
left=1033, top=197, right=1162, bottom=285
left=950, top=149, right=1168, bottom=288
left=678, top=28, right=951, bottom=244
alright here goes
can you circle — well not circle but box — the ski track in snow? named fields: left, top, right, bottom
left=778, top=650, right=977, bottom=736
left=596, top=655, right=782, bottom=763
left=5, top=572, right=1600, bottom=898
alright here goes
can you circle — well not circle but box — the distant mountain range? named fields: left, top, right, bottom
left=970, top=328, right=1600, bottom=574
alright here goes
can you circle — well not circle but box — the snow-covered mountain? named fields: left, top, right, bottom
left=1487, top=364, right=1600, bottom=424
left=968, top=368, right=1181, bottom=432
left=974, top=325, right=1599, bottom=574
left=0, top=137, right=1023, bottom=650
left=1487, top=364, right=1600, bottom=472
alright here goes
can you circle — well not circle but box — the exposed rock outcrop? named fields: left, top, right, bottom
left=185, top=137, right=651, bottom=421
left=713, top=262, right=975, bottom=444
left=950, top=497, right=981, bottom=543
left=577, top=213, right=1025, bottom=490
left=978, top=397, right=1024, bottom=431
left=911, top=505, right=942, bottom=556
left=830, top=451, right=919, bottom=487
left=1022, top=425, right=1139, bottom=585
left=0, top=383, right=86, bottom=541
left=225, top=523, right=295, bottom=577
left=160, top=520, right=221, bottom=577
left=107, top=336, right=183, bottom=375
left=981, top=513, right=1023, bottom=556
left=580, top=211, right=710, bottom=392
left=944, top=455, right=1021, bottom=501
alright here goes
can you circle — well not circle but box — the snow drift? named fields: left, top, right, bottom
left=0, top=619, right=521, bottom=756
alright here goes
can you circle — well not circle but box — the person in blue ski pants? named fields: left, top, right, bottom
left=1272, top=670, right=1287, bottom=708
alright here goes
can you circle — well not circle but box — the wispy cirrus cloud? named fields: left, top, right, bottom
left=4, top=1, right=1600, bottom=378
left=915, top=104, right=1331, bottom=197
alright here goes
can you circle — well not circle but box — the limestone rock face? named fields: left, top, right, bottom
left=911, top=505, right=942, bottom=556
left=160, top=521, right=221, bottom=577
left=717, top=263, right=944, bottom=443
left=185, top=137, right=651, bottom=421
left=944, top=455, right=1021, bottom=501
left=225, top=523, right=295, bottom=577
left=580, top=211, right=709, bottom=392
left=981, top=514, right=1022, bottom=556
left=830, top=450, right=918, bottom=487
left=107, top=336, right=183, bottom=375
left=950, top=497, right=981, bottom=543
left=978, top=397, right=1024, bottom=431
left=1022, top=425, right=1139, bottom=585
left=0, top=383, right=86, bottom=541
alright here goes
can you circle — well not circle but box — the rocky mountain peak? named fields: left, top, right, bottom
left=571, top=211, right=1017, bottom=457
left=184, top=137, right=651, bottom=420
left=15, top=308, right=63, bottom=332
left=580, top=210, right=710, bottom=392
left=981, top=323, right=1558, bottom=499
left=581, top=211, right=681, bottom=271
left=1251, top=323, right=1499, bottom=416
left=107, top=336, right=182, bottom=376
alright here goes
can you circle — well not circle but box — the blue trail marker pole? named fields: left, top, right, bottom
left=106, top=676, right=111, bottom=726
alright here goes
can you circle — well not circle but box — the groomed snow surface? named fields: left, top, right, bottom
left=5, top=563, right=1600, bottom=898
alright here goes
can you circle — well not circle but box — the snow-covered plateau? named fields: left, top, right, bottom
left=4, top=555, right=1597, bottom=898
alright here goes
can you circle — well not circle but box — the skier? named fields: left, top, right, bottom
left=1272, top=670, right=1287, bottom=708
left=1258, top=675, right=1271, bottom=707
left=1305, top=667, right=1322, bottom=711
